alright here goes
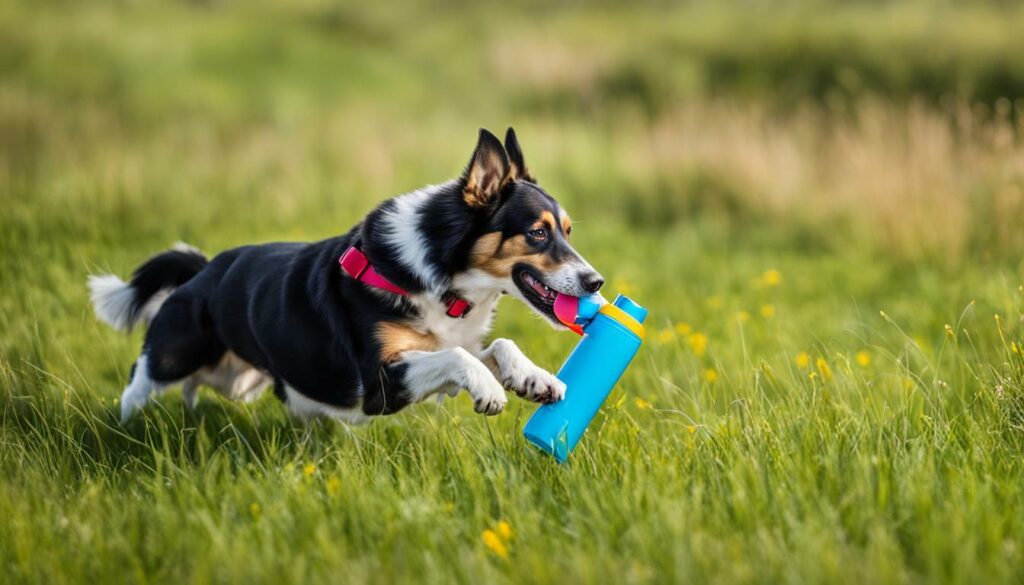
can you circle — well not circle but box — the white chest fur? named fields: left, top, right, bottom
left=409, top=289, right=500, bottom=352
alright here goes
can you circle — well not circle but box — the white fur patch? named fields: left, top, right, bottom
left=479, top=338, right=566, bottom=403
left=545, top=259, right=599, bottom=297
left=88, top=274, right=138, bottom=332
left=189, top=351, right=271, bottom=403
left=283, top=385, right=372, bottom=424
left=119, top=354, right=169, bottom=422
left=400, top=347, right=506, bottom=415
left=171, top=241, right=202, bottom=255
left=379, top=183, right=454, bottom=293
left=137, top=288, right=174, bottom=324
left=88, top=274, right=175, bottom=332
left=410, top=273, right=501, bottom=353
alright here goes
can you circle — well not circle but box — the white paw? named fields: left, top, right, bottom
left=472, top=379, right=508, bottom=416
left=119, top=392, right=147, bottom=424
left=511, top=365, right=566, bottom=404
left=490, top=339, right=566, bottom=404
left=182, top=388, right=199, bottom=412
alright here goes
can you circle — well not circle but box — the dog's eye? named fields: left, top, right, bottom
left=566, top=226, right=572, bottom=237
left=527, top=228, right=548, bottom=241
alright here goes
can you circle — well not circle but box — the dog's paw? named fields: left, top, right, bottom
left=489, top=338, right=566, bottom=404
left=119, top=393, right=147, bottom=424
left=472, top=379, right=508, bottom=416
left=509, top=365, right=566, bottom=405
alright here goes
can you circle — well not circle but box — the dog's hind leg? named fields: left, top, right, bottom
left=119, top=354, right=168, bottom=422
left=121, top=293, right=224, bottom=422
left=181, top=377, right=200, bottom=412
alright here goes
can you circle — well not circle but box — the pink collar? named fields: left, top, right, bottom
left=339, top=246, right=473, bottom=318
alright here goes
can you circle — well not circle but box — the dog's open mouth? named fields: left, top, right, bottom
left=519, top=270, right=557, bottom=304
left=513, top=265, right=566, bottom=323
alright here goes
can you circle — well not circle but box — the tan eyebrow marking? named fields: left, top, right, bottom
left=469, top=231, right=559, bottom=277
left=561, top=214, right=572, bottom=234
left=539, top=210, right=556, bottom=231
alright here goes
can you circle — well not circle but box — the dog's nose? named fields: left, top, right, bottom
left=580, top=272, right=605, bottom=293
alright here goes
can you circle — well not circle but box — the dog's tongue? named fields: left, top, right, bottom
left=554, top=293, right=584, bottom=335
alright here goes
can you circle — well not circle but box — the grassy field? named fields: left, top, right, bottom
left=3, top=1, right=1024, bottom=583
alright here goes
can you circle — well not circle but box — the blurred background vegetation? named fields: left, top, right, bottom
left=4, top=0, right=1024, bottom=265
left=3, top=1, right=1024, bottom=583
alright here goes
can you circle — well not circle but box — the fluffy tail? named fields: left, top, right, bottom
left=88, top=243, right=208, bottom=332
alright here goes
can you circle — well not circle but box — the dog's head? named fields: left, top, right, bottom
left=461, top=128, right=604, bottom=328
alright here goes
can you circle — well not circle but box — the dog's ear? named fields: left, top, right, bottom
left=504, top=127, right=535, bottom=183
left=462, top=129, right=511, bottom=209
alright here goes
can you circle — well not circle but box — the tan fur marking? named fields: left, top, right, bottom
left=470, top=231, right=561, bottom=278
left=509, top=161, right=534, bottom=183
left=539, top=211, right=556, bottom=230
left=470, top=231, right=503, bottom=259
left=499, top=234, right=533, bottom=258
left=376, top=322, right=440, bottom=363
left=508, top=161, right=521, bottom=181
left=464, top=151, right=510, bottom=208
left=561, top=214, right=572, bottom=235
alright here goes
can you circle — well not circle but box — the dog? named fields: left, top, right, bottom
left=89, top=128, right=604, bottom=424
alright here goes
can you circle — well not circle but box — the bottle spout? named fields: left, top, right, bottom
left=612, top=295, right=648, bottom=324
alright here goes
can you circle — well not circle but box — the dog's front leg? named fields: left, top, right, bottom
left=398, top=348, right=507, bottom=415
left=478, top=338, right=566, bottom=404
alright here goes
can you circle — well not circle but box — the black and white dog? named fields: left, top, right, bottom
left=89, top=128, right=604, bottom=424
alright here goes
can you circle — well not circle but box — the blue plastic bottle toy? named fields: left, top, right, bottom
left=522, top=292, right=648, bottom=462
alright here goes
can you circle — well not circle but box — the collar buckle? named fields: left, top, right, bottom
left=442, top=291, right=473, bottom=318
left=339, top=246, right=370, bottom=279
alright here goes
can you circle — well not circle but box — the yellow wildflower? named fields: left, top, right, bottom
left=482, top=529, right=509, bottom=559
left=816, top=357, right=833, bottom=382
left=250, top=502, right=261, bottom=517
left=1012, top=341, right=1021, bottom=355
left=303, top=463, right=317, bottom=479
left=674, top=322, right=693, bottom=336
left=704, top=368, right=718, bottom=383
left=656, top=328, right=675, bottom=344
left=634, top=397, right=653, bottom=410
left=326, top=476, right=342, bottom=497
left=707, top=296, right=722, bottom=310
left=736, top=310, right=751, bottom=323
left=761, top=269, right=781, bottom=287
left=496, top=521, right=513, bottom=541
left=760, top=304, right=775, bottom=318
left=795, top=352, right=810, bottom=368
left=687, top=425, right=696, bottom=434
left=855, top=351, right=871, bottom=367
left=688, top=332, right=708, bottom=356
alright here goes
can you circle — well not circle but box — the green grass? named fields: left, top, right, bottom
left=3, top=1, right=1024, bottom=583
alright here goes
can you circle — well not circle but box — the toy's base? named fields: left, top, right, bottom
left=523, top=426, right=571, bottom=463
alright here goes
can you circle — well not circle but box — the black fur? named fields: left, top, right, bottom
left=125, top=247, right=208, bottom=330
